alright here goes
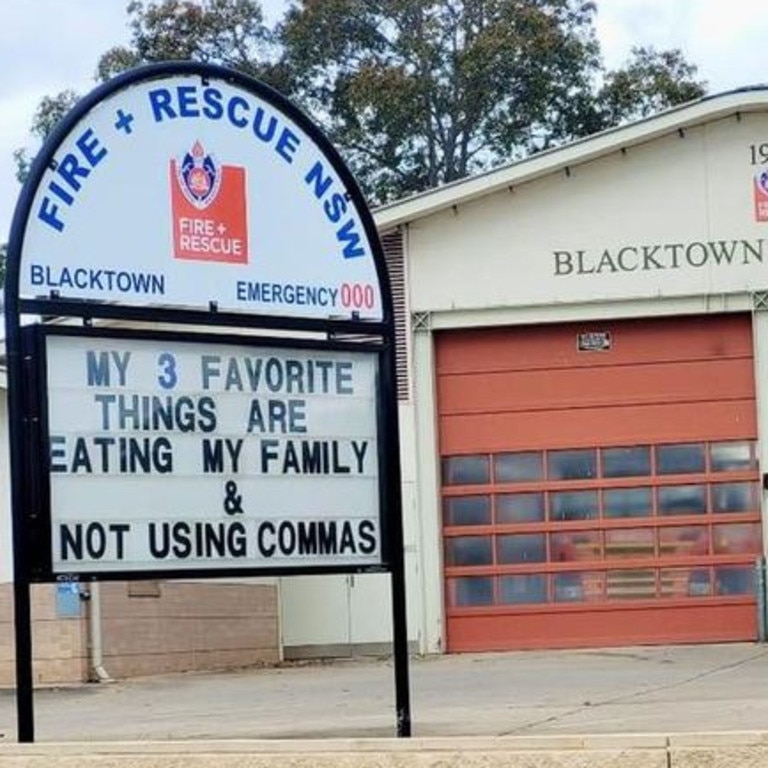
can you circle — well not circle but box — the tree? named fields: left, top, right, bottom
left=598, top=46, right=706, bottom=126
left=12, top=1, right=284, bottom=186
left=13, top=90, right=81, bottom=184
left=278, top=1, right=707, bottom=201
left=15, top=0, right=706, bottom=204
left=96, top=0, right=283, bottom=86
left=280, top=0, right=608, bottom=201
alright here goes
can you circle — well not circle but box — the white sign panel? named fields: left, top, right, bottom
left=19, top=70, right=383, bottom=320
left=44, top=334, right=381, bottom=574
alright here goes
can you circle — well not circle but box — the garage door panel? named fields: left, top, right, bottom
left=447, top=603, right=756, bottom=652
left=440, top=399, right=757, bottom=454
left=435, top=316, right=752, bottom=375
left=437, top=314, right=760, bottom=652
left=438, top=358, right=754, bottom=415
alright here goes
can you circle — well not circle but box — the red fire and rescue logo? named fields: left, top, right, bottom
left=754, top=168, right=768, bottom=223
left=170, top=141, right=249, bottom=263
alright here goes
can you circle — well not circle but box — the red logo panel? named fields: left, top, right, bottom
left=754, top=170, right=768, bottom=223
left=170, top=142, right=249, bottom=264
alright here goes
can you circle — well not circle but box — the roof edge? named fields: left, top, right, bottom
left=374, top=85, right=768, bottom=230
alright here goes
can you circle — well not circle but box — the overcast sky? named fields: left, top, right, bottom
left=1, top=0, right=767, bottom=240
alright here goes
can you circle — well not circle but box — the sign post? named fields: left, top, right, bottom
left=5, top=61, right=410, bottom=740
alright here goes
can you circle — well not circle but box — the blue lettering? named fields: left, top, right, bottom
left=276, top=128, right=300, bottom=163
left=49, top=180, right=74, bottom=205
left=304, top=162, right=364, bottom=259
left=88, top=269, right=103, bottom=290
left=324, top=192, right=347, bottom=224
left=76, top=128, right=107, bottom=167
left=337, top=219, right=365, bottom=259
left=252, top=108, right=277, bottom=142
left=235, top=281, right=338, bottom=308
left=202, top=87, right=223, bottom=120
left=57, top=153, right=90, bottom=192
left=131, top=272, right=164, bottom=294
left=305, top=161, right=333, bottom=200
left=37, top=197, right=64, bottom=232
left=227, top=96, right=249, bottom=128
left=28, top=265, right=165, bottom=295
left=35, top=129, right=109, bottom=233
left=148, top=88, right=176, bottom=122
left=177, top=86, right=199, bottom=117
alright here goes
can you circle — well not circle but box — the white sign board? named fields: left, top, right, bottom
left=19, top=71, right=383, bottom=321
left=43, top=333, right=381, bottom=574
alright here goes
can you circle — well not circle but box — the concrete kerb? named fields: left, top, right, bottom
left=668, top=731, right=768, bottom=768
left=0, top=733, right=767, bottom=768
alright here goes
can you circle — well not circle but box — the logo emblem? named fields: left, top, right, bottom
left=177, top=141, right=221, bottom=209
left=170, top=142, right=249, bottom=264
left=754, top=169, right=768, bottom=223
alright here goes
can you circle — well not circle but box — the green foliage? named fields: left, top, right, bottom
left=598, top=46, right=706, bottom=124
left=279, top=1, right=707, bottom=201
left=280, top=0, right=605, bottom=200
left=13, top=90, right=81, bottom=184
left=96, top=0, right=281, bottom=84
left=14, top=0, right=708, bottom=205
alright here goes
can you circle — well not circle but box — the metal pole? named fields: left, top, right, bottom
left=382, top=340, right=411, bottom=738
left=7, top=326, right=35, bottom=742
left=391, top=559, right=412, bottom=737
left=11, top=581, right=34, bottom=742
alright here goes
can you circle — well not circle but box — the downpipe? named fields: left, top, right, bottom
left=85, top=582, right=113, bottom=683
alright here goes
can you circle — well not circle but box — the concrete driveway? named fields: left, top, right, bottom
left=3, top=642, right=768, bottom=742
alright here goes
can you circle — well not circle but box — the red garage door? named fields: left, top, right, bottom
left=437, top=314, right=761, bottom=652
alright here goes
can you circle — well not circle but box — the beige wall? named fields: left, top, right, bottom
left=0, top=581, right=278, bottom=685
left=393, top=102, right=768, bottom=656
left=0, top=585, right=86, bottom=685
left=99, top=581, right=279, bottom=678
left=407, top=111, right=768, bottom=313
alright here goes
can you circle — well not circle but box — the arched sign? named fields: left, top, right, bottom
left=5, top=62, right=409, bottom=741
left=9, top=62, right=388, bottom=326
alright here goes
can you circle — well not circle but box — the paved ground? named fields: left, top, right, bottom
left=3, top=642, right=768, bottom=742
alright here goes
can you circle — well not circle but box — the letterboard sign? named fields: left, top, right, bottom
left=6, top=62, right=411, bottom=740
left=34, top=329, right=383, bottom=577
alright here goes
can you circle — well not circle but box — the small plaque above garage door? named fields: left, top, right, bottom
left=577, top=331, right=612, bottom=351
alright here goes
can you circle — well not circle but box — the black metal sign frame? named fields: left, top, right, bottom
left=5, top=61, right=410, bottom=741
left=24, top=324, right=394, bottom=582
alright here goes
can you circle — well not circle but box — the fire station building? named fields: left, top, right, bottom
left=5, top=85, right=768, bottom=682
left=281, top=85, right=768, bottom=657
